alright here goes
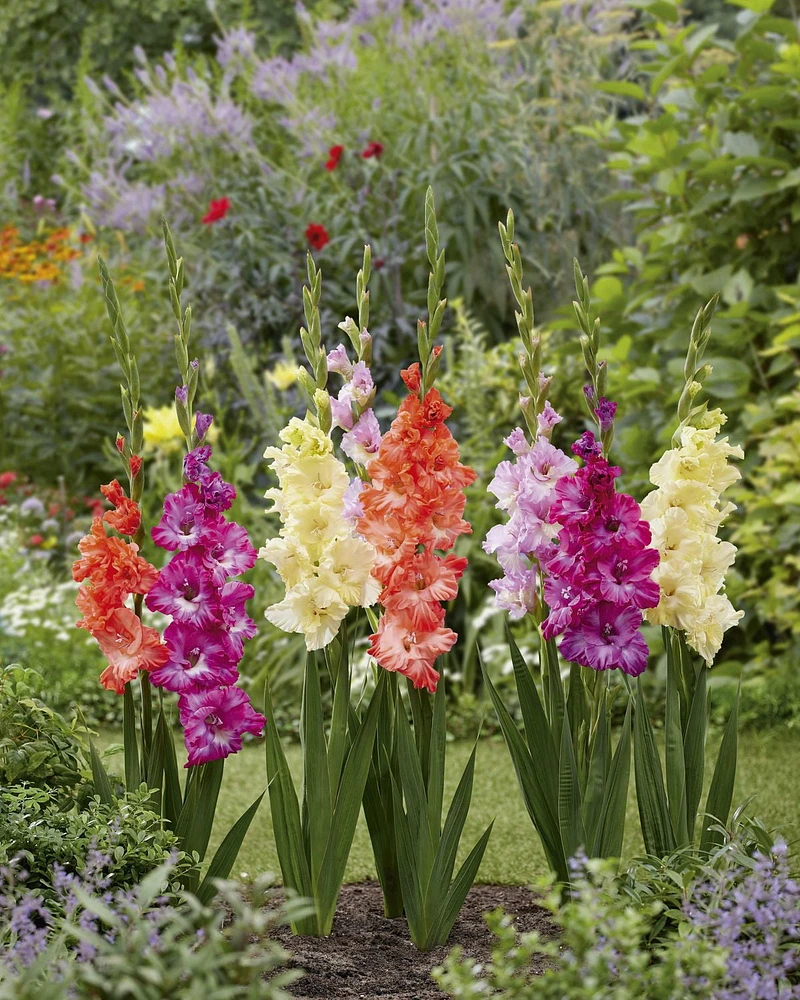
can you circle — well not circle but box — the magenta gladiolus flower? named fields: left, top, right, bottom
left=559, top=602, right=650, bottom=676
left=180, top=686, right=265, bottom=767
left=149, top=622, right=239, bottom=692
left=145, top=550, right=220, bottom=626
left=148, top=433, right=264, bottom=765
left=541, top=426, right=660, bottom=677
left=218, top=581, right=258, bottom=654
left=151, top=485, right=209, bottom=551
left=200, top=520, right=258, bottom=585
left=486, top=399, right=660, bottom=678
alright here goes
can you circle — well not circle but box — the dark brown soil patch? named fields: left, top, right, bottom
left=273, top=881, right=554, bottom=999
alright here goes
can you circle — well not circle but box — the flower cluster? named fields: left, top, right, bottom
left=146, top=441, right=265, bottom=766
left=483, top=402, right=577, bottom=620
left=358, top=367, right=476, bottom=691
left=261, top=416, right=380, bottom=650
left=641, top=410, right=744, bottom=664
left=540, top=430, right=660, bottom=677
left=72, top=481, right=167, bottom=693
left=0, top=225, right=81, bottom=284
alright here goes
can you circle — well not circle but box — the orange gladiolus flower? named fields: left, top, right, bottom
left=73, top=483, right=166, bottom=693
left=358, top=380, right=476, bottom=691
left=101, top=479, right=141, bottom=536
left=96, top=607, right=168, bottom=694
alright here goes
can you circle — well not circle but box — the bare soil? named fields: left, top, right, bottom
left=273, top=881, right=554, bottom=1000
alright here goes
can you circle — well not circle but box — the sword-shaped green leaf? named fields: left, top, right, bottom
left=593, top=704, right=631, bottom=860
left=122, top=682, right=140, bottom=791
left=482, top=660, right=568, bottom=882
left=665, top=642, right=689, bottom=846
left=634, top=679, right=676, bottom=857
left=558, top=713, right=584, bottom=859
left=700, top=687, right=739, bottom=853
left=196, top=791, right=265, bottom=904
left=301, top=655, right=331, bottom=889
left=88, top=741, right=114, bottom=805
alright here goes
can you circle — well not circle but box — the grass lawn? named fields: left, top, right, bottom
left=207, top=727, right=800, bottom=885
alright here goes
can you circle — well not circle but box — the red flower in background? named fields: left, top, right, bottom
left=29, top=534, right=44, bottom=547
left=0, top=471, right=17, bottom=489
left=362, top=141, right=384, bottom=159
left=305, top=223, right=330, bottom=250
left=325, top=144, right=345, bottom=171
left=202, top=198, right=231, bottom=225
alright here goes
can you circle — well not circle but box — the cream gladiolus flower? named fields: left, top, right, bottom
left=261, top=415, right=380, bottom=650
left=642, top=409, right=744, bottom=665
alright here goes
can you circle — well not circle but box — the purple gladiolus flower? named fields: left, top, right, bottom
left=146, top=549, right=220, bottom=626
left=559, top=602, right=650, bottom=676
left=594, top=397, right=617, bottom=432
left=175, top=384, right=188, bottom=405
left=200, top=519, right=258, bottom=585
left=195, top=411, right=214, bottom=440
left=151, top=484, right=210, bottom=551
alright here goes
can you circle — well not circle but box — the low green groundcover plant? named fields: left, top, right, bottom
left=0, top=785, right=189, bottom=907
left=0, top=860, right=304, bottom=998
left=434, top=840, right=800, bottom=999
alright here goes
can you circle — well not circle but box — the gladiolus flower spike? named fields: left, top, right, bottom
left=73, top=481, right=167, bottom=694
left=147, top=441, right=265, bottom=766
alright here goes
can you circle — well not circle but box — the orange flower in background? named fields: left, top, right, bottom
left=359, top=383, right=476, bottom=691
left=73, top=484, right=165, bottom=693
left=101, top=479, right=141, bottom=536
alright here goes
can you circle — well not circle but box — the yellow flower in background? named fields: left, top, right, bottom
left=266, top=361, right=300, bottom=392
left=142, top=406, right=184, bottom=454
left=642, top=408, right=744, bottom=665
left=143, top=405, right=219, bottom=454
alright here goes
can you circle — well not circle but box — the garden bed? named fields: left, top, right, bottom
left=273, top=881, right=554, bottom=999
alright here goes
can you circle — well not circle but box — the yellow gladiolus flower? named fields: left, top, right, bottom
left=643, top=408, right=744, bottom=665
left=261, top=414, right=380, bottom=650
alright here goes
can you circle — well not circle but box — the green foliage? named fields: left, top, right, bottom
left=576, top=0, right=800, bottom=667
left=633, top=629, right=739, bottom=861
left=0, top=249, right=173, bottom=489
left=0, top=785, right=188, bottom=902
left=732, top=378, right=800, bottom=658
left=64, top=3, right=624, bottom=378
left=0, top=665, right=86, bottom=800
left=434, top=857, right=728, bottom=999
left=264, top=634, right=386, bottom=935
left=483, top=629, right=632, bottom=884
left=389, top=678, right=493, bottom=950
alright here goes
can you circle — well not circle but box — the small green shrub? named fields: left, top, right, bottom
left=0, top=785, right=187, bottom=903
left=0, top=664, right=86, bottom=800
left=1, top=862, right=305, bottom=999
left=434, top=856, right=728, bottom=999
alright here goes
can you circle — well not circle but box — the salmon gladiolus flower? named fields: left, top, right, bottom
left=358, top=383, right=476, bottom=691
left=73, top=482, right=166, bottom=693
